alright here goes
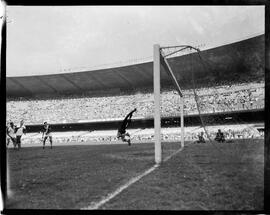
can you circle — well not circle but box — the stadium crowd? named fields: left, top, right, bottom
left=7, top=82, right=264, bottom=125
left=20, top=124, right=264, bottom=146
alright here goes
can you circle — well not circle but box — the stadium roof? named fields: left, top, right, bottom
left=6, top=34, right=264, bottom=97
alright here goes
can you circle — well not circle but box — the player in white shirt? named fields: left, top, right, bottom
left=16, top=120, right=26, bottom=149
left=6, top=121, right=11, bottom=147
left=42, top=122, right=53, bottom=149
left=7, top=122, right=17, bottom=149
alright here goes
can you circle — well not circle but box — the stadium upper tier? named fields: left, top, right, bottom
left=7, top=82, right=264, bottom=125
left=7, top=34, right=264, bottom=97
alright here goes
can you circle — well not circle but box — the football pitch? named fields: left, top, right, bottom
left=5, top=139, right=264, bottom=210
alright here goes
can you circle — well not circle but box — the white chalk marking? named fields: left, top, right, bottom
left=81, top=146, right=184, bottom=210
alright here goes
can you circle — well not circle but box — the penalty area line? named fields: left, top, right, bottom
left=81, top=146, right=184, bottom=210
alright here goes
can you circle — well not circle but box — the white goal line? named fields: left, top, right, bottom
left=81, top=146, right=184, bottom=210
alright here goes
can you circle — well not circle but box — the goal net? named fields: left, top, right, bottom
left=154, top=40, right=264, bottom=164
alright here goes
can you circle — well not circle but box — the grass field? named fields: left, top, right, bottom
left=5, top=139, right=264, bottom=210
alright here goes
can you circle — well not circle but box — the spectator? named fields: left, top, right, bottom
left=6, top=82, right=264, bottom=124
left=215, top=129, right=225, bottom=143
left=196, top=132, right=206, bottom=143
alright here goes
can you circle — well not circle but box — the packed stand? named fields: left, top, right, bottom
left=7, top=82, right=264, bottom=125
left=20, top=124, right=264, bottom=146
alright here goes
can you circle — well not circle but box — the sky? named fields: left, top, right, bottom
left=5, top=6, right=265, bottom=77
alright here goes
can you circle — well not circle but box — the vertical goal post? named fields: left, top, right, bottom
left=153, top=44, right=185, bottom=165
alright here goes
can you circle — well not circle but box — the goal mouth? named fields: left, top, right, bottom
left=154, top=44, right=264, bottom=164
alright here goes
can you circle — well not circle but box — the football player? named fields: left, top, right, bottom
left=42, top=122, right=53, bottom=149
left=117, top=108, right=137, bottom=146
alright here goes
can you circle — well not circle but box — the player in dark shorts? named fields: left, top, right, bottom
left=7, top=122, right=17, bottom=149
left=6, top=122, right=11, bottom=147
left=42, top=122, right=53, bottom=149
left=15, top=120, right=26, bottom=149
left=117, top=108, right=137, bottom=146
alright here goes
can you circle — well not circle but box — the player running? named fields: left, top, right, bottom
left=42, top=122, right=53, bottom=149
left=117, top=108, right=137, bottom=146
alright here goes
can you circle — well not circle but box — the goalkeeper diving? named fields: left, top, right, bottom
left=117, top=108, right=137, bottom=146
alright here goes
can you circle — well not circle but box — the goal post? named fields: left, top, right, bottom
left=154, top=44, right=162, bottom=164
left=153, top=44, right=184, bottom=165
